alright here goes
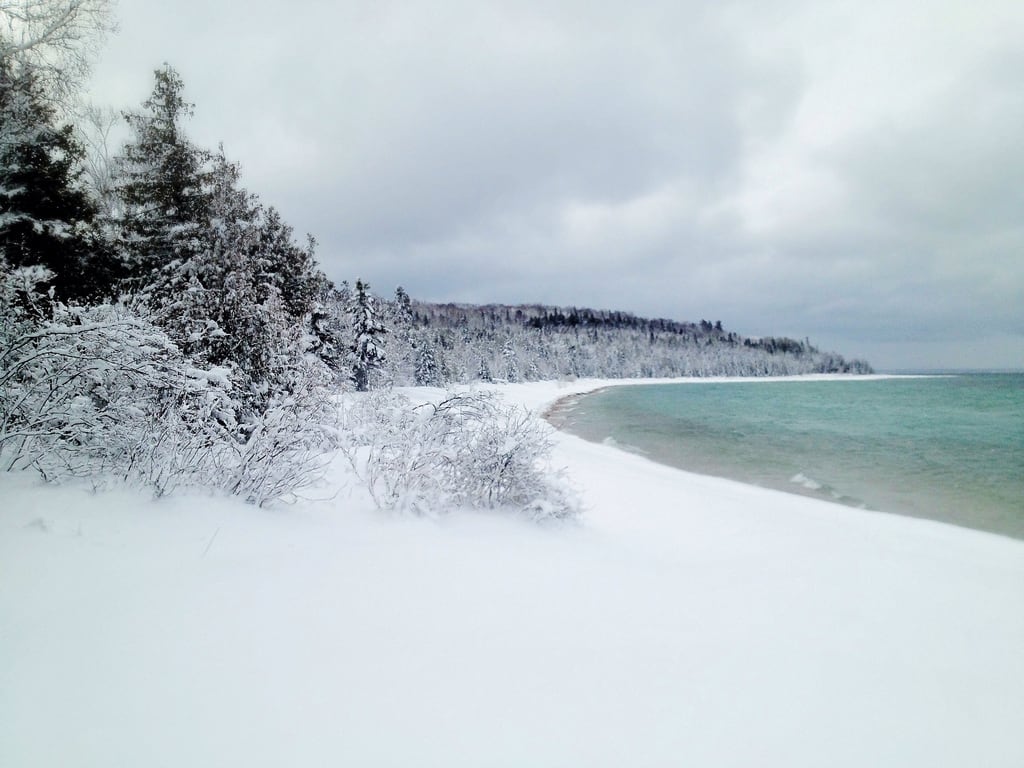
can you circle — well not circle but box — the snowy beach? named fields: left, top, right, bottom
left=5, top=0, right=1021, bottom=763
left=3, top=378, right=1023, bottom=767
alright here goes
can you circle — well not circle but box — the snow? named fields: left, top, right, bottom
left=2, top=377, right=1023, bottom=768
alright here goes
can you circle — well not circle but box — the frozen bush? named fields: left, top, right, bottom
left=340, top=390, right=578, bottom=520
left=222, top=353, right=341, bottom=506
left=0, top=264, right=338, bottom=505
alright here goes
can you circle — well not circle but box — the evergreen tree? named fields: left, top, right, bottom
left=414, top=340, right=442, bottom=387
left=394, top=285, right=413, bottom=322
left=502, top=336, right=519, bottom=383
left=146, top=150, right=327, bottom=408
left=385, top=285, right=417, bottom=385
left=147, top=152, right=256, bottom=366
left=113, top=68, right=334, bottom=405
left=309, top=281, right=352, bottom=382
left=0, top=60, right=112, bottom=299
left=477, top=355, right=492, bottom=383
left=256, top=206, right=324, bottom=321
left=114, top=64, right=214, bottom=291
left=348, top=279, right=386, bottom=391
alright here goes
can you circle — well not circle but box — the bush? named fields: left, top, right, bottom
left=0, top=264, right=339, bottom=505
left=340, top=390, right=577, bottom=520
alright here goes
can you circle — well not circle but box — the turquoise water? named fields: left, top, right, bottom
left=557, top=375, right=1024, bottom=539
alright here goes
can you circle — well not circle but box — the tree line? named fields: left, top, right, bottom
left=346, top=297, right=873, bottom=388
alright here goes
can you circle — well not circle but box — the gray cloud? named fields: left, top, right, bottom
left=87, top=0, right=1024, bottom=370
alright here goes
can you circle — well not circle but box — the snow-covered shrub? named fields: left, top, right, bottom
left=220, top=353, right=341, bottom=506
left=102, top=362, right=237, bottom=498
left=0, top=264, right=338, bottom=504
left=340, top=390, right=577, bottom=520
left=0, top=266, right=180, bottom=479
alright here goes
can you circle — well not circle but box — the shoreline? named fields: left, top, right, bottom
left=538, top=373, right=893, bottom=420
left=538, top=372, right=906, bottom=419
left=519, top=374, right=1020, bottom=542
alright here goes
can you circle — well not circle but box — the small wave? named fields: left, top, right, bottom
left=790, top=472, right=823, bottom=491
left=543, top=396, right=581, bottom=426
left=790, top=472, right=870, bottom=510
left=602, top=436, right=649, bottom=456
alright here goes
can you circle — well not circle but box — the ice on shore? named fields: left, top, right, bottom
left=2, top=377, right=1022, bottom=768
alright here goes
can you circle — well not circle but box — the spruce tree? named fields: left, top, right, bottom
left=385, top=285, right=417, bottom=384
left=502, top=336, right=519, bottom=383
left=348, top=279, right=387, bottom=391
left=414, top=340, right=442, bottom=386
left=0, top=60, right=112, bottom=300
left=147, top=151, right=257, bottom=362
left=114, top=64, right=213, bottom=291
left=148, top=150, right=320, bottom=408
left=257, top=206, right=323, bottom=321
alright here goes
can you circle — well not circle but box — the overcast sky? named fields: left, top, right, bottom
left=88, top=0, right=1023, bottom=370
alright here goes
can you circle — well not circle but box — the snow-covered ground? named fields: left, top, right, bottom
left=2, top=378, right=1022, bottom=767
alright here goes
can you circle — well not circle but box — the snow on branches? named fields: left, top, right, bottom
left=0, top=264, right=339, bottom=504
left=340, top=389, right=578, bottom=520
left=348, top=278, right=386, bottom=391
left=0, top=0, right=115, bottom=108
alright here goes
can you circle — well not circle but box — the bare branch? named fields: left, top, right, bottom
left=0, top=0, right=116, bottom=109
left=75, top=100, right=122, bottom=214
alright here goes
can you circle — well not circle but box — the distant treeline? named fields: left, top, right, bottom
left=322, top=288, right=874, bottom=389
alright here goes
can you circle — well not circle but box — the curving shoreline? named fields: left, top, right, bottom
left=521, top=374, right=1022, bottom=540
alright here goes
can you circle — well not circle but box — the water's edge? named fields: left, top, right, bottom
left=543, top=378, right=1023, bottom=542
left=543, top=383, right=873, bottom=511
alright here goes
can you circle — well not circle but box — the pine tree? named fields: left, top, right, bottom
left=114, top=64, right=214, bottom=291
left=255, top=206, right=324, bottom=321
left=146, top=150, right=324, bottom=408
left=309, top=282, right=352, bottom=382
left=477, top=355, right=492, bottom=383
left=348, top=278, right=387, bottom=391
left=502, top=336, right=519, bottom=383
left=414, top=338, right=442, bottom=386
left=0, top=60, right=112, bottom=299
left=385, top=285, right=416, bottom=384
left=112, top=68, right=335, bottom=405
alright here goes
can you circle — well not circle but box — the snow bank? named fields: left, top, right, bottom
left=2, top=377, right=1022, bottom=768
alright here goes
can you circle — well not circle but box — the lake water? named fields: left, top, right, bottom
left=555, top=374, right=1024, bottom=540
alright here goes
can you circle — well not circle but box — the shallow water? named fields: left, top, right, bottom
left=558, top=374, right=1024, bottom=539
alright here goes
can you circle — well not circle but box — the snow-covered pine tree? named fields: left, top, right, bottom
left=0, top=59, right=113, bottom=299
left=383, top=285, right=417, bottom=385
left=114, top=64, right=214, bottom=294
left=147, top=148, right=328, bottom=410
left=502, top=335, right=519, bottom=383
left=394, top=285, right=412, bottom=320
left=255, top=206, right=325, bottom=322
left=114, top=68, right=333, bottom=404
left=308, top=281, right=352, bottom=384
left=414, top=336, right=442, bottom=387
left=142, top=147, right=249, bottom=354
left=348, top=278, right=386, bottom=391
left=477, top=355, right=492, bottom=383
